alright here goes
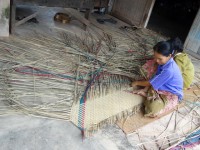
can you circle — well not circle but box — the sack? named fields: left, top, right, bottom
left=144, top=87, right=168, bottom=117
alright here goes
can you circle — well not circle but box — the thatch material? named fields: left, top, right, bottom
left=0, top=28, right=165, bottom=135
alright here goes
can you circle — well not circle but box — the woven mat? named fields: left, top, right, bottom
left=117, top=85, right=200, bottom=134
left=70, top=89, right=145, bottom=136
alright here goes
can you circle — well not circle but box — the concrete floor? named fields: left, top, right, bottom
left=1, top=108, right=199, bottom=150
left=0, top=6, right=200, bottom=150
left=0, top=115, right=134, bottom=150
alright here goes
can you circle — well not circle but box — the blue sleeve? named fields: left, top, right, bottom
left=149, top=69, right=173, bottom=90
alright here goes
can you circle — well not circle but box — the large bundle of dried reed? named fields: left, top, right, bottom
left=0, top=28, right=165, bottom=135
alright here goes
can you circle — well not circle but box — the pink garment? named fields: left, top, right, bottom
left=156, top=90, right=178, bottom=115
left=141, top=59, right=157, bottom=79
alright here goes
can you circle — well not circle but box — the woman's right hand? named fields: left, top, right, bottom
left=132, top=87, right=149, bottom=97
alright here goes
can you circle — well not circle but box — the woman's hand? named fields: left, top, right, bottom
left=133, top=89, right=147, bottom=97
left=132, top=86, right=149, bottom=97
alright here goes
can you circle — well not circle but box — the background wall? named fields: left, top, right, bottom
left=0, top=0, right=10, bottom=37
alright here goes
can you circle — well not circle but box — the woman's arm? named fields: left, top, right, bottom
left=132, top=80, right=151, bottom=87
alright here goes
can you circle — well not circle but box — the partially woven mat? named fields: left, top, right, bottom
left=70, top=88, right=145, bottom=136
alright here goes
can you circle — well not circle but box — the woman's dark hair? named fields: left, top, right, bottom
left=153, top=41, right=172, bottom=57
left=167, top=37, right=183, bottom=53
left=153, top=37, right=183, bottom=57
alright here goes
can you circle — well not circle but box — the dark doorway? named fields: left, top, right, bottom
left=147, top=0, right=199, bottom=42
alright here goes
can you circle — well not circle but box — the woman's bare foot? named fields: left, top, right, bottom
left=149, top=114, right=158, bottom=118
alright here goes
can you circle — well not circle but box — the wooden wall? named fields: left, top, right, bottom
left=94, top=0, right=109, bottom=8
left=14, top=0, right=94, bottom=9
left=0, top=0, right=10, bottom=37
left=184, top=8, right=200, bottom=58
left=111, top=0, right=155, bottom=28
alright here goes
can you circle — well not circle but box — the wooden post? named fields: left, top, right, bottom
left=10, top=0, right=16, bottom=34
left=15, top=11, right=38, bottom=27
left=83, top=9, right=90, bottom=31
left=64, top=8, right=90, bottom=30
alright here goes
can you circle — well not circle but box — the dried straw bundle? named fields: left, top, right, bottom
left=0, top=28, right=165, bottom=134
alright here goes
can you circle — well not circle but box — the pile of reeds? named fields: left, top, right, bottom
left=0, top=28, right=165, bottom=120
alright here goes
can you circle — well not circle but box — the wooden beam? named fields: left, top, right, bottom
left=15, top=0, right=94, bottom=9
left=15, top=11, right=38, bottom=27
left=64, top=8, right=90, bottom=26
left=186, top=50, right=200, bottom=60
left=83, top=9, right=90, bottom=30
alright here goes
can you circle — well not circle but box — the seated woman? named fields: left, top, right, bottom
left=132, top=41, right=183, bottom=117
left=167, top=38, right=195, bottom=89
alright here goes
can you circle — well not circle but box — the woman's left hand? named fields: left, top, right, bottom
left=132, top=88, right=148, bottom=97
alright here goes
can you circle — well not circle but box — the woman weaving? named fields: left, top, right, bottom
left=132, top=41, right=183, bottom=117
